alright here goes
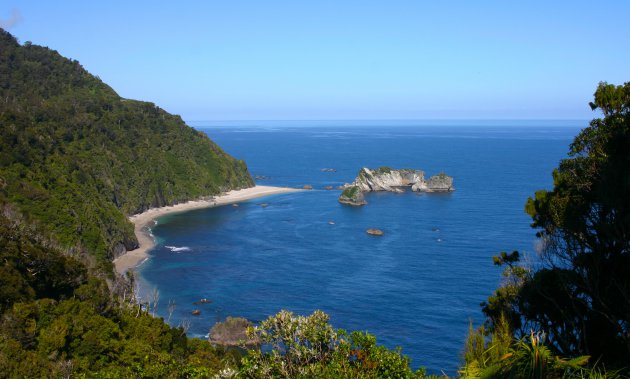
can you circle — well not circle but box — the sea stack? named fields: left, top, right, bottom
left=338, top=167, right=454, bottom=205
left=338, top=185, right=367, bottom=206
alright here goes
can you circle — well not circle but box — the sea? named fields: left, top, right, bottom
left=137, top=120, right=583, bottom=375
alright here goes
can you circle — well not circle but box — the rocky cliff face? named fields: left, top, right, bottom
left=425, top=173, right=455, bottom=192
left=353, top=167, right=425, bottom=192
left=348, top=167, right=453, bottom=193
left=339, top=167, right=453, bottom=205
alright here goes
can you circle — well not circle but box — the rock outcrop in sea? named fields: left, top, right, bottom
left=353, top=167, right=423, bottom=192
left=338, top=185, right=367, bottom=206
left=338, top=167, right=454, bottom=205
left=424, top=172, right=455, bottom=192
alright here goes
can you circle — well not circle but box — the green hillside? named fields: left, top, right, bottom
left=0, top=29, right=253, bottom=267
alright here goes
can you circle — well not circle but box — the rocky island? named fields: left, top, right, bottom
left=338, top=167, right=454, bottom=205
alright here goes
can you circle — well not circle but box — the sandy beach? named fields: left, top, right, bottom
left=113, top=185, right=302, bottom=274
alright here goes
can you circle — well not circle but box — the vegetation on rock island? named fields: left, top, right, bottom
left=0, top=27, right=627, bottom=377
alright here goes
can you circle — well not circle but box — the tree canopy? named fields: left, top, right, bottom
left=482, top=81, right=630, bottom=372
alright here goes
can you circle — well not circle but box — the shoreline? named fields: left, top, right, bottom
left=113, top=185, right=303, bottom=274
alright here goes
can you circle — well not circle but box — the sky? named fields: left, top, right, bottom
left=1, top=1, right=629, bottom=121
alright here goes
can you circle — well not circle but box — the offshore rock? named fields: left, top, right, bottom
left=366, top=228, right=384, bottom=236
left=425, top=173, right=455, bottom=192
left=338, top=185, right=367, bottom=206
left=353, top=167, right=424, bottom=192
left=346, top=167, right=454, bottom=193
left=339, top=167, right=454, bottom=207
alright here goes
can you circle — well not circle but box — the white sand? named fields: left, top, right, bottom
left=113, top=185, right=303, bottom=274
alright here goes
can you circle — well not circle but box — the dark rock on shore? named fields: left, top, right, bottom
left=209, top=317, right=259, bottom=347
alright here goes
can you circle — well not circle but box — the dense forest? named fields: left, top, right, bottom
left=0, top=28, right=253, bottom=268
left=0, top=28, right=628, bottom=377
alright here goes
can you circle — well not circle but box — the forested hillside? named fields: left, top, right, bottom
left=0, top=28, right=256, bottom=376
left=0, top=29, right=253, bottom=266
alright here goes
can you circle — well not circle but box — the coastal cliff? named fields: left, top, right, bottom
left=339, top=167, right=454, bottom=204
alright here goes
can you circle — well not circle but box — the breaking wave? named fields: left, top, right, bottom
left=164, top=245, right=191, bottom=253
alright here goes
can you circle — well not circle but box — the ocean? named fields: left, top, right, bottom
left=137, top=120, right=582, bottom=374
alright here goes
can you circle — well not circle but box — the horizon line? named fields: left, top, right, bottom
left=186, top=118, right=591, bottom=122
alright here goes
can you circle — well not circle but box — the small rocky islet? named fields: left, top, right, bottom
left=339, top=167, right=454, bottom=206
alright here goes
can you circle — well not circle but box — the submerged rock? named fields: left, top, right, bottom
left=338, top=185, right=367, bottom=206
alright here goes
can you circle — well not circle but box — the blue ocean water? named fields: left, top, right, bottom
left=138, top=121, right=582, bottom=374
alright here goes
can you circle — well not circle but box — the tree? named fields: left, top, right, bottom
left=482, top=82, right=630, bottom=371
left=240, top=310, right=427, bottom=378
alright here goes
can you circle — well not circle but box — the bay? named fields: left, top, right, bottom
left=138, top=121, right=582, bottom=374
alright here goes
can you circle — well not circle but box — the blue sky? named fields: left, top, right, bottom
left=2, top=1, right=629, bottom=121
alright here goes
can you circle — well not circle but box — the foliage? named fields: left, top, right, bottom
left=240, top=310, right=430, bottom=378
left=0, top=205, right=87, bottom=313
left=341, top=185, right=360, bottom=199
left=0, top=28, right=253, bottom=265
left=480, top=82, right=630, bottom=374
left=460, top=327, right=608, bottom=379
